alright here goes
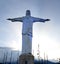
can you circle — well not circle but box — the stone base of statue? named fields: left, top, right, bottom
left=19, top=53, right=34, bottom=64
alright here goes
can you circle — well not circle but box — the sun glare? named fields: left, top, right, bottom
left=33, top=33, right=60, bottom=59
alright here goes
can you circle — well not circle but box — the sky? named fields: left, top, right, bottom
left=0, top=0, right=60, bottom=60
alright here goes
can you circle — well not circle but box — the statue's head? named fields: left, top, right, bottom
left=26, top=10, right=31, bottom=16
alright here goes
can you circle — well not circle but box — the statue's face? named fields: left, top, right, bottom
left=26, top=10, right=31, bottom=16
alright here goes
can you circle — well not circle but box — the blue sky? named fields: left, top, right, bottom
left=0, top=0, right=60, bottom=60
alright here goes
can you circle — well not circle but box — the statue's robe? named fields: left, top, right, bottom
left=7, top=15, right=49, bottom=54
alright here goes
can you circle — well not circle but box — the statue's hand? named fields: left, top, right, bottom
left=7, top=18, right=15, bottom=22
left=7, top=18, right=11, bottom=20
left=46, top=19, right=50, bottom=21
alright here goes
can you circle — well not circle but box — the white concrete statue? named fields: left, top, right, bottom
left=7, top=10, right=50, bottom=54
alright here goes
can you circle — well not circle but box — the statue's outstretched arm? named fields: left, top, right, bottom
left=7, top=17, right=23, bottom=22
left=33, top=17, right=50, bottom=23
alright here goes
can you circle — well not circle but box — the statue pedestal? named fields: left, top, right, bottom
left=19, top=53, right=34, bottom=64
